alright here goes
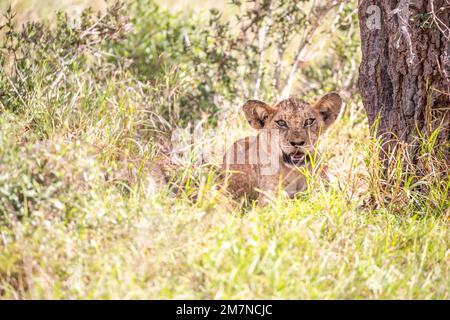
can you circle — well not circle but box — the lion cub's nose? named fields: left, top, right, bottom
left=290, top=141, right=305, bottom=148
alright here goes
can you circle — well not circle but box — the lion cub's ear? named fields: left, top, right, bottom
left=313, top=92, right=342, bottom=128
left=243, top=100, right=276, bottom=129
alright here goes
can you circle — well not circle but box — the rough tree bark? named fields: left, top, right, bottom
left=358, top=0, right=450, bottom=160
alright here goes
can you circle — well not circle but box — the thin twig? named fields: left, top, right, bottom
left=430, top=0, right=450, bottom=41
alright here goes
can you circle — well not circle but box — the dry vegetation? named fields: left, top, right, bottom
left=0, top=0, right=448, bottom=299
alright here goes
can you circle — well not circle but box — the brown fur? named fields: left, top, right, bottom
left=222, top=92, right=342, bottom=205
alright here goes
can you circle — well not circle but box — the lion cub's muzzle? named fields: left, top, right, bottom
left=282, top=149, right=309, bottom=167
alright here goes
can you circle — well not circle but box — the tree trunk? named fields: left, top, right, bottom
left=358, top=0, right=449, bottom=160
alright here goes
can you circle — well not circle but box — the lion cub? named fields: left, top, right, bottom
left=222, top=92, right=342, bottom=205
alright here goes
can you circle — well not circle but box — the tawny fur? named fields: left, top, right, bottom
left=222, top=92, right=342, bottom=205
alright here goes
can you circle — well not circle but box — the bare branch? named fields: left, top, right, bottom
left=281, top=1, right=341, bottom=98
left=388, top=0, right=415, bottom=66
left=430, top=0, right=450, bottom=41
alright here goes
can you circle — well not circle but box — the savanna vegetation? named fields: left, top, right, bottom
left=0, top=0, right=448, bottom=299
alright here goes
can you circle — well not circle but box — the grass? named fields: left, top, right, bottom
left=0, top=0, right=448, bottom=299
left=1, top=99, right=448, bottom=299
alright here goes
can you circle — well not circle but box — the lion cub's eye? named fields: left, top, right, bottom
left=304, top=118, right=316, bottom=127
left=275, top=120, right=288, bottom=128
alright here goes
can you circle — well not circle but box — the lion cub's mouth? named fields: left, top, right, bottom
left=282, top=150, right=307, bottom=167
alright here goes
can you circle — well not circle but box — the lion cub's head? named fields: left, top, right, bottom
left=242, top=92, right=342, bottom=167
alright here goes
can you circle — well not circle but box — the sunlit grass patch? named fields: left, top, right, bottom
left=0, top=0, right=448, bottom=300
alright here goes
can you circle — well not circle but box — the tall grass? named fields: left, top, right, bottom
left=0, top=0, right=448, bottom=299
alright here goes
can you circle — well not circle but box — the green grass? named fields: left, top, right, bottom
left=0, top=105, right=448, bottom=299
left=0, top=190, right=448, bottom=299
left=0, top=0, right=448, bottom=299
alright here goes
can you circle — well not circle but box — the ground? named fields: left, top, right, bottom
left=0, top=0, right=448, bottom=299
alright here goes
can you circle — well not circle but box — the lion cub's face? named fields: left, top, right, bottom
left=243, top=92, right=342, bottom=168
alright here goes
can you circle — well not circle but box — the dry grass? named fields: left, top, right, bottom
left=0, top=0, right=448, bottom=300
left=2, top=0, right=107, bottom=25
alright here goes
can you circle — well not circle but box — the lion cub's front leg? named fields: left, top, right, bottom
left=223, top=164, right=259, bottom=199
left=256, top=170, right=307, bottom=206
left=253, top=176, right=281, bottom=206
